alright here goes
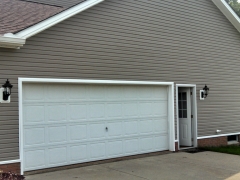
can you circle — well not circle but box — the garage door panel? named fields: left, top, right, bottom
left=48, top=126, right=67, bottom=143
left=68, top=86, right=87, bottom=100
left=24, top=127, right=45, bottom=146
left=124, top=139, right=139, bottom=154
left=69, top=104, right=87, bottom=120
left=140, top=137, right=154, bottom=152
left=89, top=104, right=105, bottom=119
left=107, top=140, right=123, bottom=157
left=88, top=86, right=106, bottom=99
left=89, top=123, right=106, bottom=139
left=123, top=87, right=139, bottom=99
left=107, top=122, right=123, bottom=137
left=46, top=85, right=67, bottom=100
left=23, top=83, right=169, bottom=172
left=124, top=121, right=138, bottom=135
left=139, top=120, right=154, bottom=134
left=89, top=142, right=106, bottom=160
left=105, top=87, right=123, bottom=99
left=154, top=119, right=168, bottom=133
left=154, top=136, right=169, bottom=150
left=151, top=87, right=168, bottom=100
left=24, top=105, right=45, bottom=124
left=48, top=147, right=67, bottom=166
left=106, top=103, right=122, bottom=118
left=25, top=149, right=45, bottom=170
left=139, top=102, right=153, bottom=116
left=47, top=105, right=67, bottom=122
left=138, top=87, right=153, bottom=98
left=69, top=144, right=88, bottom=162
left=123, top=103, right=138, bottom=117
left=69, top=125, right=87, bottom=141
left=152, top=101, right=168, bottom=116
left=23, top=84, right=45, bottom=102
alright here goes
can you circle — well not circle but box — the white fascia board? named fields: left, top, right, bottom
left=15, top=0, right=104, bottom=39
left=212, top=0, right=240, bottom=33
left=0, top=35, right=25, bottom=49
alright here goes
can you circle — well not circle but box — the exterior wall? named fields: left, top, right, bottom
left=198, top=137, right=228, bottom=147
left=1, top=0, right=240, bottom=162
left=0, top=163, right=20, bottom=174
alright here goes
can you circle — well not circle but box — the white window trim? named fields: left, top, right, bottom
left=18, top=78, right=175, bottom=175
left=212, top=0, right=240, bottom=33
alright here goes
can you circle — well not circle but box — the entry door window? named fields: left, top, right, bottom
left=178, top=92, right=187, bottom=118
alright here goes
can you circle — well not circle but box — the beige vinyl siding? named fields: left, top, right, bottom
left=22, top=0, right=85, bottom=8
left=0, top=0, right=240, bottom=161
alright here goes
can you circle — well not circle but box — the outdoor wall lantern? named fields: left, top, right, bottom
left=0, top=79, right=13, bottom=103
left=200, top=84, right=209, bottom=100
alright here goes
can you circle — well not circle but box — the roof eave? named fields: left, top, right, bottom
left=15, top=0, right=104, bottom=39
left=212, top=0, right=240, bottom=33
left=0, top=0, right=104, bottom=49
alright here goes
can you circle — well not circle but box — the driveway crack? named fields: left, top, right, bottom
left=100, top=165, right=151, bottom=180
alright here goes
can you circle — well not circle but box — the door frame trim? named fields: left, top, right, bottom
left=19, top=78, right=175, bottom=175
left=176, top=84, right=198, bottom=150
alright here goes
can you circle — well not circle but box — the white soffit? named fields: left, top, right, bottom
left=212, top=0, right=240, bottom=33
left=0, top=0, right=104, bottom=49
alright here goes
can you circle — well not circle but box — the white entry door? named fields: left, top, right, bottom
left=22, top=83, right=169, bottom=172
left=178, top=88, right=192, bottom=146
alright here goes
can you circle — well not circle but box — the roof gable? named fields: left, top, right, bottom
left=0, top=0, right=104, bottom=49
left=0, top=0, right=64, bottom=35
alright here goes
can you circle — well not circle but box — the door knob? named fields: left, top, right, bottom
left=106, top=127, right=108, bottom=131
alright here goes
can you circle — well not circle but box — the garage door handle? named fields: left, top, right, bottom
left=106, top=127, right=108, bottom=131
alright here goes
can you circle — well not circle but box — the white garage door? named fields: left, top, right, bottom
left=22, top=83, right=169, bottom=171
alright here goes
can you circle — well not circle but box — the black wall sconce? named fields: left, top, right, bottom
left=1, top=79, right=13, bottom=102
left=200, top=84, right=209, bottom=100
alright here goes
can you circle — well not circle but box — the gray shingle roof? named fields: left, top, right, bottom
left=21, top=0, right=86, bottom=8
left=0, top=0, right=64, bottom=35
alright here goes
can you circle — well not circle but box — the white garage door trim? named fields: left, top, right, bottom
left=18, top=78, right=175, bottom=175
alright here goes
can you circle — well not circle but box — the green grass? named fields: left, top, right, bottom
left=200, top=145, right=240, bottom=155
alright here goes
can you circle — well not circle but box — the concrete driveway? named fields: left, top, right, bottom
left=26, top=151, right=240, bottom=180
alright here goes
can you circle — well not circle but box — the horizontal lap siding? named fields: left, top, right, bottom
left=0, top=0, right=240, bottom=161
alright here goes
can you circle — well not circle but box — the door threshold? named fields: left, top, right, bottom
left=179, top=146, right=195, bottom=150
